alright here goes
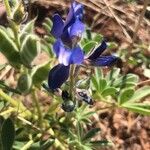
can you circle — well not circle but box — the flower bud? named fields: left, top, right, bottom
left=17, top=74, right=32, bottom=94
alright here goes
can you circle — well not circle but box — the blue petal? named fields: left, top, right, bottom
left=70, top=18, right=85, bottom=38
left=91, top=56, right=119, bottom=66
left=48, top=64, right=70, bottom=90
left=64, top=1, right=83, bottom=31
left=72, top=1, right=83, bottom=19
left=70, top=45, right=84, bottom=64
left=51, top=14, right=64, bottom=38
left=53, top=40, right=72, bottom=66
left=88, top=41, right=107, bottom=60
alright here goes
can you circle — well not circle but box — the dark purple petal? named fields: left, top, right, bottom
left=69, top=45, right=84, bottom=64
left=51, top=14, right=64, bottom=38
left=91, top=55, right=119, bottom=66
left=48, top=64, right=70, bottom=90
left=88, top=40, right=107, bottom=60
left=70, top=18, right=85, bottom=38
left=61, top=30, right=72, bottom=47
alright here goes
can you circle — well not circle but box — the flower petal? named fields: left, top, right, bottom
left=87, top=40, right=107, bottom=60
left=69, top=18, right=85, bottom=38
left=69, top=45, right=84, bottom=64
left=91, top=55, right=119, bottom=66
left=64, top=1, right=83, bottom=31
left=51, top=14, right=64, bottom=38
left=61, top=30, right=72, bottom=47
left=48, top=64, right=70, bottom=90
left=53, top=40, right=72, bottom=66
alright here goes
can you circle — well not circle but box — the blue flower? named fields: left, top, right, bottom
left=86, top=40, right=119, bottom=67
left=48, top=40, right=120, bottom=90
left=51, top=1, right=85, bottom=47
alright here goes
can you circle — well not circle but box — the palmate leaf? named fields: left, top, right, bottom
left=129, top=86, right=150, bottom=102
left=122, top=102, right=150, bottom=115
left=1, top=118, right=15, bottom=150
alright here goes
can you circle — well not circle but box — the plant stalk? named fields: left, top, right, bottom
left=32, top=90, right=43, bottom=129
left=3, top=0, right=11, bottom=17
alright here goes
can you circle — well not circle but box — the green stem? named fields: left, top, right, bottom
left=69, top=65, right=75, bottom=100
left=21, top=134, right=42, bottom=150
left=32, top=90, right=43, bottom=129
left=3, top=0, right=11, bottom=17
left=0, top=89, right=32, bottom=117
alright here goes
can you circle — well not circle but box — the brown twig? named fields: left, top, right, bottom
left=127, top=0, right=149, bottom=59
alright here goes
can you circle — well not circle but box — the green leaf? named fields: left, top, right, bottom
left=0, top=28, right=21, bottom=67
left=1, top=118, right=15, bottom=150
left=20, top=34, right=41, bottom=67
left=20, top=19, right=35, bottom=41
left=40, top=139, right=55, bottom=150
left=118, top=88, right=135, bottom=105
left=90, top=140, right=113, bottom=147
left=101, top=87, right=117, bottom=97
left=113, top=74, right=139, bottom=88
left=93, top=34, right=103, bottom=43
left=91, top=76, right=99, bottom=91
left=83, top=41, right=97, bottom=54
left=129, top=86, right=150, bottom=102
left=106, top=68, right=120, bottom=81
left=98, top=79, right=107, bottom=92
left=82, top=128, right=100, bottom=141
left=43, top=18, right=53, bottom=33
left=32, top=62, right=50, bottom=85
left=122, top=103, right=150, bottom=115
left=95, top=68, right=103, bottom=80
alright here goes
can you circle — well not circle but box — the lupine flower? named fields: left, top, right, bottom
left=48, top=40, right=119, bottom=90
left=51, top=1, right=84, bottom=47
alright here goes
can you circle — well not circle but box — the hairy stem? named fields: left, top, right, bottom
left=69, top=65, right=75, bottom=100
left=32, top=89, right=43, bottom=129
left=3, top=0, right=11, bottom=17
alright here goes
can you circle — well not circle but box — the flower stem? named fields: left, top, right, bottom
left=69, top=65, right=75, bottom=100
left=3, top=0, right=11, bottom=17
left=0, top=89, right=32, bottom=117
left=21, top=134, right=42, bottom=150
left=32, top=89, right=43, bottom=129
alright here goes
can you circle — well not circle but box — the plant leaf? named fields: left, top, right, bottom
left=82, top=128, right=100, bottom=141
left=83, top=41, right=97, bottom=54
left=118, top=88, right=135, bottom=105
left=129, top=86, right=150, bottom=102
left=0, top=28, right=21, bottom=67
left=20, top=34, right=41, bottom=67
left=122, top=102, right=150, bottom=115
left=1, top=118, right=15, bottom=150
left=101, top=87, right=117, bottom=97
left=32, top=62, right=50, bottom=85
